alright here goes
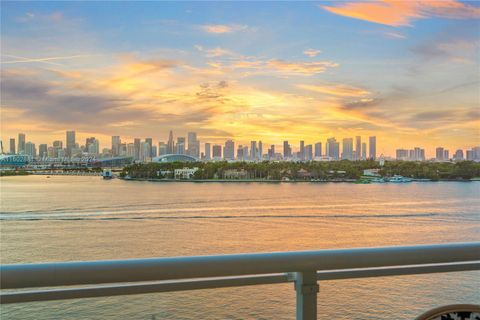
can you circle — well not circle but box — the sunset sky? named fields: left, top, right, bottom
left=1, top=1, right=479, bottom=156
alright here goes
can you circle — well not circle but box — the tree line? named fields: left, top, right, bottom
left=120, top=160, right=480, bottom=181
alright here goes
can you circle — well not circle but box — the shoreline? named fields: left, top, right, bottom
left=118, top=177, right=477, bottom=183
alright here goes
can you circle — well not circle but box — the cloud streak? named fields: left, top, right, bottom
left=321, top=0, right=480, bottom=27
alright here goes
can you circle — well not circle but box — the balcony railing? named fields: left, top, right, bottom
left=1, top=242, right=479, bottom=320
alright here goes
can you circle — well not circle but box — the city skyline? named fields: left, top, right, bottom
left=4, top=129, right=479, bottom=161
left=1, top=2, right=479, bottom=156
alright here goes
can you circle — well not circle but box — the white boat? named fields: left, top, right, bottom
left=102, top=169, right=113, bottom=179
left=388, top=175, right=412, bottom=183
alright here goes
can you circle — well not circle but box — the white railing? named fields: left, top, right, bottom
left=1, top=242, right=479, bottom=320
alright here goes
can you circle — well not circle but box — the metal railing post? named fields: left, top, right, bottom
left=294, top=271, right=319, bottom=320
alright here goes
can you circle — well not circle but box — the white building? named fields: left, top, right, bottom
left=174, top=167, right=199, bottom=179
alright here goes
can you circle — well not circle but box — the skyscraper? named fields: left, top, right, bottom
left=361, top=142, right=366, bottom=160
left=112, top=136, right=121, bottom=156
left=158, top=142, right=167, bottom=156
left=212, top=145, right=222, bottom=159
left=326, top=137, right=340, bottom=160
left=342, top=138, right=354, bottom=160
left=134, top=138, right=141, bottom=160
left=39, top=144, right=47, bottom=158
left=9, top=138, right=15, bottom=154
left=205, top=143, right=211, bottom=160
left=283, top=141, right=291, bottom=159
left=167, top=131, right=175, bottom=154
left=250, top=141, right=257, bottom=160
left=436, top=147, right=444, bottom=161
left=145, top=138, right=153, bottom=157
left=224, top=140, right=235, bottom=160
left=187, top=132, right=200, bottom=158
left=454, top=149, right=464, bottom=161
left=305, top=144, right=313, bottom=161
left=355, top=136, right=361, bottom=160
left=314, top=142, right=322, bottom=158
left=258, top=141, right=263, bottom=160
left=25, top=142, right=36, bottom=158
left=299, top=140, right=305, bottom=161
left=18, top=133, right=25, bottom=154
left=66, top=131, right=75, bottom=157
left=369, top=136, right=376, bottom=160
left=176, top=137, right=185, bottom=155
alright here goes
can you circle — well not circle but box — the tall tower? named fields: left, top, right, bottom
left=167, top=131, right=175, bottom=154
left=18, top=133, right=26, bottom=154
left=369, top=136, right=376, bottom=160
left=66, top=131, right=75, bottom=157
left=355, top=136, right=361, bottom=160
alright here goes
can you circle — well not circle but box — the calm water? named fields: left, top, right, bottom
left=1, top=176, right=479, bottom=319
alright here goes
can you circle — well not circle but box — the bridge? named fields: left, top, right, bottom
left=1, top=242, right=479, bottom=319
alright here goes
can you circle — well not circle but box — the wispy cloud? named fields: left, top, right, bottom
left=199, top=24, right=249, bottom=34
left=303, top=49, right=321, bottom=57
left=267, top=59, right=338, bottom=75
left=298, top=83, right=371, bottom=97
left=1, top=54, right=94, bottom=65
left=321, top=0, right=480, bottom=27
left=194, top=45, right=233, bottom=57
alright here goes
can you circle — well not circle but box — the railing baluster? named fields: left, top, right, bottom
left=294, top=271, right=319, bottom=320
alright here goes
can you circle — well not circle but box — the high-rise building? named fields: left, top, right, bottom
left=283, top=141, right=291, bottom=159
left=299, top=141, right=305, bottom=161
left=250, top=141, right=257, bottom=160
left=314, top=142, right=322, bottom=158
left=212, top=145, right=222, bottom=159
left=9, top=138, right=15, bottom=154
left=443, top=150, right=449, bottom=161
left=66, top=131, right=75, bottom=157
left=355, top=136, right=361, bottom=160
left=87, top=138, right=99, bottom=155
left=268, top=145, right=275, bottom=160
left=167, top=131, right=175, bottom=154
left=454, top=149, right=464, bottom=161
left=112, top=136, right=121, bottom=156
left=53, top=140, right=63, bottom=149
left=18, top=133, right=25, bottom=154
left=224, top=140, right=235, bottom=160
left=361, top=142, right=367, bottom=160
left=25, top=142, right=36, bottom=158
left=237, top=145, right=244, bottom=160
left=85, top=137, right=96, bottom=152
left=140, top=141, right=151, bottom=161
left=145, top=138, right=153, bottom=157
left=436, top=147, right=444, bottom=161
left=369, top=136, right=376, bottom=160
left=326, top=137, right=340, bottom=160
left=127, top=143, right=135, bottom=158
left=39, top=144, right=47, bottom=158
left=305, top=144, right=313, bottom=161
left=243, top=146, right=249, bottom=160
left=134, top=138, right=141, bottom=160
left=342, top=138, right=354, bottom=160
left=176, top=137, right=185, bottom=155
left=205, top=143, right=211, bottom=160
left=258, top=141, right=263, bottom=160
left=396, top=149, right=409, bottom=160
left=158, top=142, right=167, bottom=156
left=187, top=132, right=200, bottom=158
left=151, top=145, right=157, bottom=158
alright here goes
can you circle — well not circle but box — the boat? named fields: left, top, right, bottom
left=102, top=169, right=113, bottom=180
left=388, top=175, right=412, bottom=183
left=371, top=177, right=386, bottom=183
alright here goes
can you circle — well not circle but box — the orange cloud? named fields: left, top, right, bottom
left=303, top=48, right=321, bottom=57
left=298, top=83, right=371, bottom=97
left=321, top=0, right=479, bottom=27
left=267, top=59, right=339, bottom=75
left=199, top=24, right=249, bottom=34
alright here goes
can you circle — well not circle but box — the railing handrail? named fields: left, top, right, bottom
left=2, top=242, right=480, bottom=289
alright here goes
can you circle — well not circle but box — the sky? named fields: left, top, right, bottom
left=1, top=1, right=479, bottom=157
